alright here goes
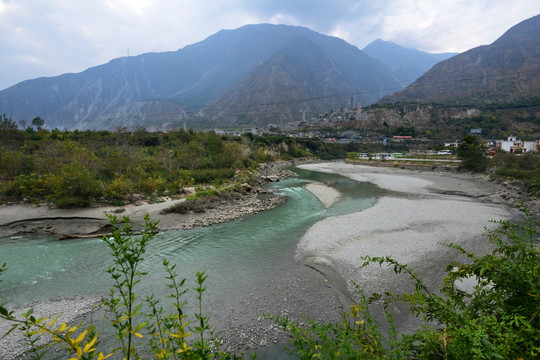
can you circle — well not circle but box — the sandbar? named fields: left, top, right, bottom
left=304, top=182, right=341, bottom=208
left=296, top=162, right=519, bottom=331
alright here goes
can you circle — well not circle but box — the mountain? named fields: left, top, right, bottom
left=363, top=39, right=457, bottom=86
left=0, top=24, right=403, bottom=131
left=204, top=35, right=403, bottom=125
left=380, top=15, right=540, bottom=105
left=202, top=36, right=358, bottom=125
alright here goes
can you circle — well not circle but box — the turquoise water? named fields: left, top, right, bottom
left=0, top=169, right=382, bottom=357
left=0, top=170, right=380, bottom=304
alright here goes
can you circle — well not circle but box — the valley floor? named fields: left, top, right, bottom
left=1, top=161, right=536, bottom=358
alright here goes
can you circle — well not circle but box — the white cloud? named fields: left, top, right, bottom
left=329, top=25, right=352, bottom=44
left=269, top=13, right=298, bottom=25
left=0, top=0, right=538, bottom=89
left=104, top=0, right=151, bottom=16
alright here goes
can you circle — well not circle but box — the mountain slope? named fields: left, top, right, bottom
left=363, top=39, right=457, bottom=86
left=0, top=51, right=210, bottom=130
left=0, top=24, right=403, bottom=130
left=203, top=36, right=359, bottom=125
left=380, top=14, right=540, bottom=104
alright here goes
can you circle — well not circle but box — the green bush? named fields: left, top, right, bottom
left=5, top=173, right=53, bottom=199
left=105, top=175, right=133, bottom=200
left=190, top=169, right=235, bottom=184
left=492, top=153, right=540, bottom=195
left=48, top=162, right=103, bottom=207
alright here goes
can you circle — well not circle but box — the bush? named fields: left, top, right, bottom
left=457, top=135, right=489, bottom=172
left=105, top=175, right=133, bottom=200
left=492, top=153, right=540, bottom=195
left=190, top=168, right=235, bottom=184
left=48, top=162, right=102, bottom=207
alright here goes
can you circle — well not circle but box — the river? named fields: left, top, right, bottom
left=0, top=168, right=383, bottom=358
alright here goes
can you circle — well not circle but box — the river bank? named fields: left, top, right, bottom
left=0, top=163, right=294, bottom=239
left=0, top=161, right=534, bottom=358
left=203, top=161, right=532, bottom=355
left=295, top=162, right=524, bottom=335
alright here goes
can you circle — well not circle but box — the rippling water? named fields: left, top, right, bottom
left=0, top=169, right=382, bottom=357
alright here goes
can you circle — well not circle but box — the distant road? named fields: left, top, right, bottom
left=394, top=158, right=461, bottom=163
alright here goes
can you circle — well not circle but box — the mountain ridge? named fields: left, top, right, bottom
left=202, top=36, right=359, bottom=125
left=379, top=14, right=540, bottom=105
left=363, top=39, right=457, bottom=86
left=0, top=23, right=476, bottom=131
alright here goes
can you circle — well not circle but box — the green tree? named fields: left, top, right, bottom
left=32, top=116, right=45, bottom=130
left=457, top=135, right=488, bottom=172
left=0, top=114, right=17, bottom=131
left=49, top=161, right=102, bottom=207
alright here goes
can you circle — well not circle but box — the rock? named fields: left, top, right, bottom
left=263, top=175, right=280, bottom=182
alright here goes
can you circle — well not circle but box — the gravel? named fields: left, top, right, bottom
left=0, top=295, right=101, bottom=360
left=295, top=162, right=520, bottom=334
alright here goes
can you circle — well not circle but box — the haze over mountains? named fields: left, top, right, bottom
left=363, top=39, right=457, bottom=86
left=1, top=15, right=538, bottom=131
left=0, top=24, right=454, bottom=131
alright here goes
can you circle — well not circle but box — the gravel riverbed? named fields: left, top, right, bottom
left=1, top=161, right=535, bottom=358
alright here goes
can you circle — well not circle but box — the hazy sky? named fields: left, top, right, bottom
left=0, top=0, right=538, bottom=90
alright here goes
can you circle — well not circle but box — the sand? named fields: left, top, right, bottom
left=304, top=182, right=341, bottom=208
left=0, top=192, right=286, bottom=239
left=0, top=198, right=188, bottom=238
left=295, top=162, right=519, bottom=333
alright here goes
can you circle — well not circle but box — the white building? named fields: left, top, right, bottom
left=444, top=140, right=460, bottom=148
left=496, top=136, right=539, bottom=153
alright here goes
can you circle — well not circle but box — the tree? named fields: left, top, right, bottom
left=457, top=135, right=488, bottom=172
left=49, top=161, right=102, bottom=207
left=0, top=114, right=17, bottom=131
left=32, top=116, right=45, bottom=130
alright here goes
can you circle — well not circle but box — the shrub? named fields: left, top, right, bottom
left=190, top=169, right=235, bottom=184
left=2, top=173, right=53, bottom=200
left=105, top=175, right=133, bottom=200
left=160, top=199, right=209, bottom=214
left=492, top=153, right=540, bottom=195
left=456, top=135, right=488, bottom=172
left=45, top=161, right=103, bottom=207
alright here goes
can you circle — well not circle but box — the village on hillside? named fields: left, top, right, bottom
left=211, top=104, right=540, bottom=155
